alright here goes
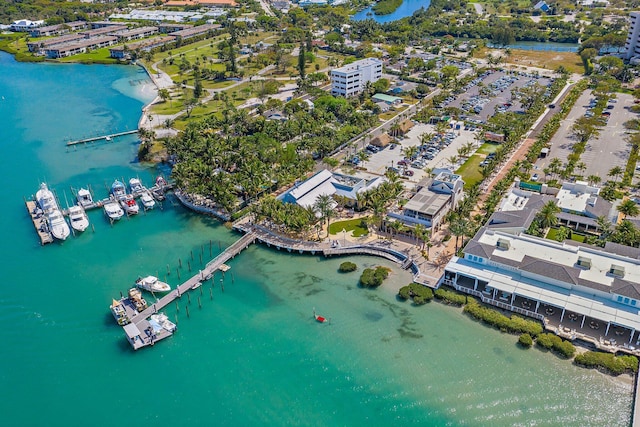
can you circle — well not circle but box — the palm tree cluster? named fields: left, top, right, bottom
left=252, top=196, right=318, bottom=238
left=165, top=96, right=378, bottom=215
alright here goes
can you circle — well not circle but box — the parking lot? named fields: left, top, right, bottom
left=340, top=123, right=481, bottom=186
left=446, top=70, right=552, bottom=122
left=535, top=90, right=635, bottom=181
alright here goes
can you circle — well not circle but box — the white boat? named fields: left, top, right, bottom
left=67, top=205, right=89, bottom=232
left=120, top=194, right=139, bottom=215
left=140, top=191, right=155, bottom=209
left=149, top=313, right=177, bottom=333
left=36, top=183, right=57, bottom=213
left=47, top=209, right=70, bottom=240
left=104, top=201, right=124, bottom=221
left=111, top=180, right=127, bottom=200
left=136, top=275, right=171, bottom=293
left=77, top=188, right=94, bottom=208
left=129, top=178, right=144, bottom=194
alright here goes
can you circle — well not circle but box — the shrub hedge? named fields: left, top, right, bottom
left=434, top=288, right=467, bottom=306
left=359, top=266, right=390, bottom=288
left=398, top=283, right=434, bottom=305
left=535, top=333, right=576, bottom=358
left=518, top=333, right=533, bottom=348
left=574, top=351, right=639, bottom=375
left=463, top=300, right=543, bottom=337
left=338, top=262, right=357, bottom=273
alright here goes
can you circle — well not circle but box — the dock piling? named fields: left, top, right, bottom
left=186, top=305, right=190, bottom=318
left=187, top=292, right=191, bottom=304
left=210, top=287, right=213, bottom=300
left=188, top=260, right=191, bottom=272
left=177, top=268, right=181, bottom=280
left=176, top=301, right=179, bottom=312
left=179, top=258, right=182, bottom=268
left=198, top=296, right=201, bottom=309
left=190, top=250, right=193, bottom=261
left=167, top=264, right=170, bottom=276
left=199, top=253, right=202, bottom=265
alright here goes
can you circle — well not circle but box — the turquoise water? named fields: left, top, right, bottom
left=351, top=0, right=430, bottom=23
left=0, top=51, right=633, bottom=426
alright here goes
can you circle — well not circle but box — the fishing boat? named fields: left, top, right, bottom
left=67, top=205, right=89, bottom=232
left=120, top=194, right=139, bottom=215
left=156, top=175, right=167, bottom=188
left=47, top=209, right=70, bottom=241
left=136, top=276, right=171, bottom=293
left=140, top=191, right=156, bottom=209
left=129, top=178, right=144, bottom=194
left=104, top=201, right=124, bottom=221
left=149, top=313, right=177, bottom=333
left=110, top=299, right=130, bottom=326
left=313, top=308, right=329, bottom=323
left=111, top=180, right=127, bottom=200
left=128, top=287, right=148, bottom=312
left=36, top=183, right=57, bottom=213
left=76, top=188, right=94, bottom=208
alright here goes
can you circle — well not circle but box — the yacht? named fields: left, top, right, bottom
left=36, top=183, right=57, bottom=213
left=149, top=313, right=177, bottom=333
left=140, top=191, right=156, bottom=209
left=104, top=201, right=124, bottom=221
left=111, top=180, right=127, bottom=200
left=120, top=194, right=139, bottom=215
left=136, top=276, right=171, bottom=293
left=47, top=209, right=70, bottom=240
left=76, top=188, right=94, bottom=208
left=67, top=205, right=89, bottom=232
left=129, top=178, right=144, bottom=194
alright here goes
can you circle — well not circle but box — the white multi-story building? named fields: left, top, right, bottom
left=625, top=11, right=640, bottom=60
left=330, top=58, right=383, bottom=97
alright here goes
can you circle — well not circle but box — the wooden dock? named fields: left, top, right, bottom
left=114, top=231, right=257, bottom=350
left=66, top=130, right=138, bottom=146
left=25, top=201, right=53, bottom=245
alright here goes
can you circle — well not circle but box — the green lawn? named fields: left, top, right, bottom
left=456, top=155, right=484, bottom=189
left=476, top=143, right=500, bottom=155
left=329, top=217, right=370, bottom=237
left=546, top=228, right=586, bottom=243
left=59, top=47, right=118, bottom=64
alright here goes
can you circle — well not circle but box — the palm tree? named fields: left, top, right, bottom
left=449, top=215, right=469, bottom=253
left=587, top=174, right=601, bottom=186
left=618, top=199, right=640, bottom=219
left=413, top=223, right=429, bottom=250
left=608, top=166, right=624, bottom=184
left=537, top=200, right=560, bottom=230
left=555, top=226, right=570, bottom=242
left=313, top=194, right=334, bottom=238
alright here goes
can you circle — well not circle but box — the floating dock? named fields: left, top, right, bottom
left=113, top=232, right=256, bottom=350
left=66, top=130, right=138, bottom=146
left=25, top=200, right=53, bottom=245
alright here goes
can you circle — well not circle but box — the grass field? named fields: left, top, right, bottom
left=546, top=227, right=586, bottom=243
left=329, top=218, right=370, bottom=237
left=476, top=48, right=583, bottom=74
left=456, top=154, right=484, bottom=189
left=476, top=142, right=500, bottom=155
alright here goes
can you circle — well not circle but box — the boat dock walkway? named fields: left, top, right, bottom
left=66, top=130, right=138, bottom=146
left=25, top=201, right=53, bottom=245
left=115, top=231, right=257, bottom=350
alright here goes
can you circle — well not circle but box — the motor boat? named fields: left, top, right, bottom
left=140, top=191, right=156, bottom=209
left=104, top=201, right=124, bottom=221
left=120, top=194, right=139, bottom=215
left=67, top=205, right=89, bottom=232
left=47, top=209, right=70, bottom=241
left=36, top=183, right=57, bottom=213
left=111, top=180, right=127, bottom=200
left=128, top=287, right=148, bottom=312
left=76, top=188, right=94, bottom=208
left=129, top=178, right=144, bottom=194
left=136, top=275, right=171, bottom=293
left=149, top=313, right=177, bottom=333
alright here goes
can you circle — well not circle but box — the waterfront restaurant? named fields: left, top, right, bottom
left=441, top=224, right=640, bottom=353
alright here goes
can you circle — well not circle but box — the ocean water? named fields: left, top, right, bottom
left=0, top=51, right=633, bottom=426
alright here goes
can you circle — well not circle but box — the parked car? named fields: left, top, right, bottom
left=404, top=170, right=414, bottom=177
left=531, top=173, right=539, bottom=182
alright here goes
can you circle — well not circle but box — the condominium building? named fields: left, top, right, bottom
left=625, top=11, right=640, bottom=60
left=330, top=58, right=383, bottom=97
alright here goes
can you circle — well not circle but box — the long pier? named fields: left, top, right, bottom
left=66, top=130, right=138, bottom=146
left=115, top=231, right=257, bottom=350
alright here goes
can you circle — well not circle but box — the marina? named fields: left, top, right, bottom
left=24, top=176, right=172, bottom=244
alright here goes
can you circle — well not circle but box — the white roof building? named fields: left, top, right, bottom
left=10, top=19, right=44, bottom=32
left=330, top=58, right=383, bottom=97
left=278, top=169, right=385, bottom=209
